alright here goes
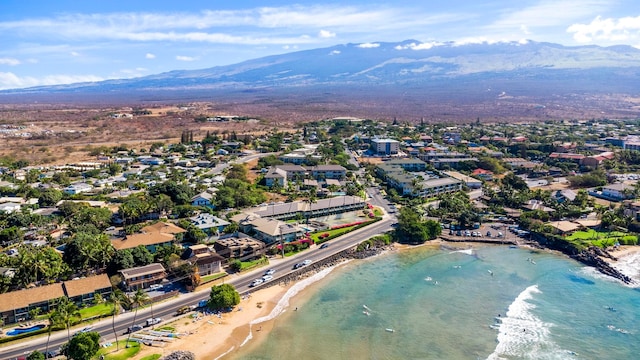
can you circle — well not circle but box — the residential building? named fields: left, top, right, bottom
left=444, top=171, right=482, bottom=189
left=213, top=233, right=267, bottom=262
left=111, top=222, right=185, bottom=253
left=310, top=165, right=347, bottom=180
left=63, top=274, right=112, bottom=305
left=601, top=184, right=635, bottom=201
left=371, top=138, right=400, bottom=155
left=120, top=263, right=167, bottom=291
left=471, top=168, right=494, bottom=181
left=191, top=192, right=215, bottom=208
left=63, top=182, right=93, bottom=195
left=246, top=218, right=304, bottom=244
left=190, top=213, right=230, bottom=235
left=184, top=244, right=224, bottom=276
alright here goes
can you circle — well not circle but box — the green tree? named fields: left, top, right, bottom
left=207, top=284, right=241, bottom=310
left=45, top=311, right=63, bottom=357
left=66, top=331, right=100, bottom=360
left=56, top=296, right=81, bottom=342
left=131, top=245, right=154, bottom=266
left=126, top=289, right=149, bottom=345
left=108, top=249, right=135, bottom=273
left=38, top=188, right=63, bottom=207
left=26, top=351, right=44, bottom=360
left=107, top=290, right=125, bottom=351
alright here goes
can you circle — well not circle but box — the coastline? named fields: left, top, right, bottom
left=131, top=240, right=640, bottom=359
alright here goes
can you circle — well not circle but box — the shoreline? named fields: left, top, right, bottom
left=131, top=240, right=640, bottom=359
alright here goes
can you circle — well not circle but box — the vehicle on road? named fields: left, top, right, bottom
left=262, top=275, right=273, bottom=282
left=250, top=278, right=264, bottom=287
left=302, top=259, right=312, bottom=266
left=264, top=269, right=276, bottom=275
left=320, top=243, right=329, bottom=249
left=145, top=317, right=162, bottom=327
left=74, top=326, right=93, bottom=335
left=125, top=324, right=143, bottom=334
left=175, top=305, right=193, bottom=316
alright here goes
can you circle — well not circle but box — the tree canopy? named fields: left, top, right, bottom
left=207, top=284, right=240, bottom=310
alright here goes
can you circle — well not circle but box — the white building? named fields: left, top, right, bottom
left=371, top=138, right=400, bottom=155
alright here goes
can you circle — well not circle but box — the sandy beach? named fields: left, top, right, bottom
left=129, top=284, right=292, bottom=360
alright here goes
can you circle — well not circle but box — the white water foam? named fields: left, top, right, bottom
left=238, top=266, right=338, bottom=348
left=213, top=346, right=235, bottom=360
left=487, top=285, right=571, bottom=360
left=579, top=266, right=638, bottom=288
left=611, top=251, right=640, bottom=286
left=450, top=248, right=474, bottom=255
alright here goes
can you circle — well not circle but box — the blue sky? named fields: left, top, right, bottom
left=0, top=0, right=639, bottom=90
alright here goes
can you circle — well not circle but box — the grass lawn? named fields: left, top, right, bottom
left=200, top=272, right=227, bottom=283
left=80, top=303, right=113, bottom=319
left=240, top=258, right=268, bottom=271
left=310, top=219, right=377, bottom=243
left=140, top=355, right=162, bottom=360
left=95, top=340, right=140, bottom=360
left=566, top=229, right=638, bottom=248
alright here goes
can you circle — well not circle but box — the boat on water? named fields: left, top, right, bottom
left=385, top=328, right=395, bottom=333
left=487, top=270, right=493, bottom=276
left=363, top=305, right=372, bottom=312
left=425, top=276, right=433, bottom=281
left=363, top=311, right=370, bottom=316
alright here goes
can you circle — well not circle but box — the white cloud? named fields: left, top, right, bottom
left=0, top=71, right=105, bottom=90
left=70, top=51, right=80, bottom=57
left=145, top=53, right=156, bottom=59
left=567, top=15, right=640, bottom=43
left=329, top=50, right=341, bottom=55
left=395, top=42, right=443, bottom=50
left=357, top=42, right=380, bottom=48
left=0, top=58, right=20, bottom=66
left=319, top=29, right=336, bottom=38
left=176, top=55, right=196, bottom=61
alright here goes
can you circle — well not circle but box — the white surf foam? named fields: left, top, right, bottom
left=450, top=248, right=474, bottom=255
left=487, top=285, right=571, bottom=360
left=611, top=251, right=640, bottom=286
left=238, top=266, right=338, bottom=348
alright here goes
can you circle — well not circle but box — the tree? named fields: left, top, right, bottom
left=107, top=290, right=125, bottom=351
left=207, top=284, right=240, bottom=310
left=56, top=297, right=81, bottom=342
left=38, top=188, right=63, bottom=207
left=126, top=289, right=149, bottom=345
left=45, top=311, right=63, bottom=357
left=66, top=331, right=100, bottom=360
left=26, top=351, right=44, bottom=360
left=131, top=245, right=154, bottom=266
left=394, top=207, right=440, bottom=244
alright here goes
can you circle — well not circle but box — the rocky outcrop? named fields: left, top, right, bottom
left=160, top=351, right=196, bottom=360
left=572, top=246, right=633, bottom=285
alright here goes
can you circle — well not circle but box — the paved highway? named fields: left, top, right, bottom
left=0, top=193, right=394, bottom=359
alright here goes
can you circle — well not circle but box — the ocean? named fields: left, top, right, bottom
left=226, top=245, right=640, bottom=360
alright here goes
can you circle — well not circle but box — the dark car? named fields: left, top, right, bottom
left=320, top=243, right=329, bottom=249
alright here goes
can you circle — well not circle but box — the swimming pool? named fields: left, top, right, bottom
left=7, top=324, right=46, bottom=336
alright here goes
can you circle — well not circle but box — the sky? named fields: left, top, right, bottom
left=0, top=0, right=639, bottom=90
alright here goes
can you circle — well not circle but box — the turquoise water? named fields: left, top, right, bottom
left=231, top=245, right=640, bottom=360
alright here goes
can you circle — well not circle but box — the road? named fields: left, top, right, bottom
left=206, top=152, right=276, bottom=175
left=0, top=192, right=394, bottom=359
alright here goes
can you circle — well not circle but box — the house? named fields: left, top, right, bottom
left=111, top=222, right=186, bottom=253
left=443, top=171, right=482, bottom=189
left=63, top=182, right=93, bottom=195
left=247, top=218, right=304, bottom=244
left=581, top=152, right=615, bottom=169
left=120, top=263, right=167, bottom=291
left=371, top=138, right=400, bottom=155
left=554, top=189, right=577, bottom=203
left=522, top=200, right=555, bottom=213
left=601, top=184, right=635, bottom=201
left=184, top=244, right=224, bottom=276
left=213, top=233, right=267, bottom=263
left=191, top=192, right=215, bottom=208
left=62, top=274, right=112, bottom=305
left=471, top=168, right=494, bottom=181
left=264, top=167, right=288, bottom=187
left=190, top=213, right=230, bottom=235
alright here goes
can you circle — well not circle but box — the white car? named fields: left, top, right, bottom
left=302, top=259, right=312, bottom=266
left=265, top=269, right=276, bottom=275
left=250, top=278, right=264, bottom=287
left=262, top=275, right=274, bottom=282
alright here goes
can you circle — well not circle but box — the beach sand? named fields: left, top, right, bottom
left=606, top=245, right=640, bottom=260
left=130, top=284, right=292, bottom=360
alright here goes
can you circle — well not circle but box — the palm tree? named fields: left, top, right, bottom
left=107, top=290, right=125, bottom=350
left=55, top=297, right=80, bottom=342
left=45, top=311, right=62, bottom=356
left=126, top=289, right=149, bottom=346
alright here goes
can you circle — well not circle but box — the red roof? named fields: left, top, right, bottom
left=472, top=168, right=494, bottom=175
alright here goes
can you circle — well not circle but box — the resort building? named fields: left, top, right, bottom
left=184, top=244, right=225, bottom=276
left=238, top=195, right=366, bottom=222
left=111, top=222, right=186, bottom=253
left=190, top=213, right=230, bottom=235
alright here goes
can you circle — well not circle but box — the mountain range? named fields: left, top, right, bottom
left=3, top=40, right=640, bottom=121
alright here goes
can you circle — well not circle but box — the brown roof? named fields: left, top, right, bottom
left=111, top=232, right=174, bottom=250
left=142, top=222, right=186, bottom=234
left=0, top=283, right=65, bottom=313
left=120, top=263, right=166, bottom=280
left=63, top=274, right=111, bottom=298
